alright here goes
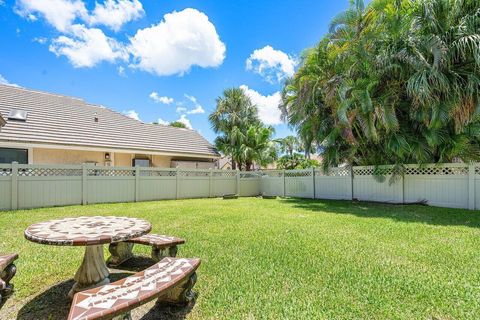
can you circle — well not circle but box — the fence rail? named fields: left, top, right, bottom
left=0, top=163, right=478, bottom=210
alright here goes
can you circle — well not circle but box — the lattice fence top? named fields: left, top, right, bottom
left=140, top=170, right=176, bottom=177
left=476, top=166, right=480, bottom=175
left=353, top=167, right=395, bottom=176
left=240, top=172, right=260, bottom=179
left=19, top=167, right=83, bottom=177
left=284, top=170, right=312, bottom=177
left=260, top=171, right=284, bottom=178
left=0, top=168, right=12, bottom=176
left=315, top=168, right=350, bottom=177
left=213, top=171, right=237, bottom=177
left=178, top=170, right=209, bottom=177
left=404, top=166, right=468, bottom=176
left=88, top=169, right=135, bottom=177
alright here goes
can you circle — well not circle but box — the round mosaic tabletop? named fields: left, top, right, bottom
left=24, top=216, right=152, bottom=246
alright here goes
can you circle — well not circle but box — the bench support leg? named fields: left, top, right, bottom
left=157, top=272, right=197, bottom=306
left=69, top=245, right=110, bottom=299
left=151, top=245, right=178, bottom=262
left=107, top=242, right=134, bottom=267
left=0, top=263, right=16, bottom=304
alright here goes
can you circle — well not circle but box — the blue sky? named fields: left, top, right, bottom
left=0, top=0, right=351, bottom=143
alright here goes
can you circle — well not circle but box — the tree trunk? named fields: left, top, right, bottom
left=231, top=159, right=237, bottom=170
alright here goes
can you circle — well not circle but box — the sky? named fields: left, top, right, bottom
left=0, top=0, right=352, bottom=143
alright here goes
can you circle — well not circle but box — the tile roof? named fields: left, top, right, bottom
left=0, top=85, right=218, bottom=158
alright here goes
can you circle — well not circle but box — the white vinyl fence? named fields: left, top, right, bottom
left=0, top=162, right=478, bottom=210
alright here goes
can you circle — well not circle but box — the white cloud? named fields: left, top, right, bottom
left=246, top=45, right=297, bottom=83
left=16, top=0, right=141, bottom=32
left=184, top=94, right=205, bottom=114
left=122, top=109, right=140, bottom=121
left=240, top=85, right=283, bottom=125
left=176, top=114, right=192, bottom=129
left=89, top=0, right=144, bottom=32
left=16, top=0, right=88, bottom=32
left=156, top=117, right=169, bottom=125
left=129, top=8, right=226, bottom=76
left=187, top=105, right=205, bottom=114
left=117, top=65, right=126, bottom=77
left=0, top=74, right=20, bottom=87
left=33, top=37, right=48, bottom=44
left=49, top=24, right=128, bottom=68
left=149, top=92, right=174, bottom=104
left=176, top=106, right=187, bottom=113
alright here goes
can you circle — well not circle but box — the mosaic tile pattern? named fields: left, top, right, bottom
left=127, top=234, right=185, bottom=249
left=24, top=216, right=151, bottom=246
left=68, top=257, right=200, bottom=320
left=0, top=253, right=18, bottom=271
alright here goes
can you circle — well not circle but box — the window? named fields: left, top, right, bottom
left=132, top=158, right=150, bottom=167
left=0, top=148, right=28, bottom=164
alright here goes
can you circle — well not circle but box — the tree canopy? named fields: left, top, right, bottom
left=281, top=0, right=480, bottom=169
left=209, top=88, right=277, bottom=170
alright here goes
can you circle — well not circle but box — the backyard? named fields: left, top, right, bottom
left=1, top=197, right=479, bottom=319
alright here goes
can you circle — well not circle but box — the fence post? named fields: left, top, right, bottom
left=209, top=169, right=213, bottom=198
left=82, top=164, right=87, bottom=205
left=468, top=164, right=475, bottom=210
left=350, top=166, right=354, bottom=200
left=11, top=162, right=18, bottom=210
left=236, top=170, right=240, bottom=196
left=283, top=169, right=286, bottom=197
left=175, top=168, right=180, bottom=200
left=312, top=167, right=316, bottom=199
left=135, top=165, right=140, bottom=202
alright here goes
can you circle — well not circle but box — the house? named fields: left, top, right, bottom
left=0, top=85, right=219, bottom=167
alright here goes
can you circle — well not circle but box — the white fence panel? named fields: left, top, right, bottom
left=19, top=177, right=82, bottom=209
left=475, top=165, right=480, bottom=210
left=285, top=170, right=314, bottom=198
left=353, top=167, right=403, bottom=203
left=212, top=171, right=237, bottom=197
left=0, top=178, right=11, bottom=210
left=138, top=169, right=177, bottom=201
left=315, top=168, right=352, bottom=200
left=178, top=171, right=210, bottom=199
left=1, top=163, right=478, bottom=211
left=404, top=165, right=469, bottom=209
left=260, top=171, right=284, bottom=196
left=239, top=172, right=261, bottom=196
left=86, top=167, right=136, bottom=204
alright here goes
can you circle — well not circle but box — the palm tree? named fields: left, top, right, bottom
left=239, top=125, right=277, bottom=170
left=280, top=0, right=480, bottom=169
left=209, top=88, right=260, bottom=169
left=276, top=135, right=299, bottom=156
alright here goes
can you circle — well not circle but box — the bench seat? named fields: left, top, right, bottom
left=0, top=253, right=18, bottom=303
left=107, top=234, right=185, bottom=267
left=69, top=257, right=200, bottom=320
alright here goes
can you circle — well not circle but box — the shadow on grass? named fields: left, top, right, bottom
left=282, top=198, right=480, bottom=228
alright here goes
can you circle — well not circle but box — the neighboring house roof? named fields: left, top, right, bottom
left=0, top=85, right=219, bottom=158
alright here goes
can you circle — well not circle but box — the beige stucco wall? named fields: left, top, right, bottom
left=152, top=155, right=172, bottom=167
left=114, top=152, right=131, bottom=166
left=32, top=148, right=174, bottom=167
left=33, top=148, right=106, bottom=165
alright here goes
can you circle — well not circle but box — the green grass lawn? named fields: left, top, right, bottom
left=1, top=198, right=480, bottom=319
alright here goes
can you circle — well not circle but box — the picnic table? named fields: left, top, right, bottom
left=24, top=216, right=151, bottom=298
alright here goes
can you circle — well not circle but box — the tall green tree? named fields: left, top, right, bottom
left=210, top=88, right=277, bottom=170
left=281, top=0, right=480, bottom=169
